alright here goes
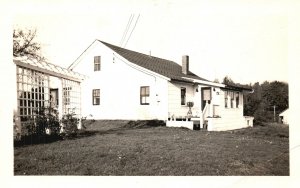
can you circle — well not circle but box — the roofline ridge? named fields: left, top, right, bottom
left=97, top=39, right=176, bottom=64
left=68, top=39, right=98, bottom=70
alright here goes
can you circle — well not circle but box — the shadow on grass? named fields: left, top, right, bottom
left=14, top=130, right=100, bottom=148
left=95, top=120, right=166, bottom=135
left=14, top=120, right=166, bottom=147
left=122, top=120, right=166, bottom=129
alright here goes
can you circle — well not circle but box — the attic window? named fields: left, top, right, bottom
left=94, top=56, right=101, bottom=71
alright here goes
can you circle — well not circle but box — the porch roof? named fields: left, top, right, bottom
left=14, top=57, right=86, bottom=82
left=223, top=83, right=253, bottom=92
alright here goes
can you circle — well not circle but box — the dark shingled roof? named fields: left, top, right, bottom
left=99, top=40, right=209, bottom=83
left=224, top=83, right=253, bottom=92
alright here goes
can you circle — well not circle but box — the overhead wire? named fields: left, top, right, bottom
left=120, top=14, right=134, bottom=46
left=123, top=14, right=140, bottom=48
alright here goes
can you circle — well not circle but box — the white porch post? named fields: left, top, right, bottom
left=209, top=87, right=213, bottom=117
left=198, top=85, right=203, bottom=128
left=59, top=78, right=63, bottom=119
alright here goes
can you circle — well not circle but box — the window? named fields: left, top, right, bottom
left=94, top=56, right=101, bottom=71
left=230, top=91, right=234, bottom=108
left=93, top=89, right=100, bottom=105
left=224, top=91, right=228, bottom=108
left=213, top=105, right=220, bottom=117
left=63, top=87, right=71, bottom=105
left=236, top=92, right=239, bottom=108
left=50, top=88, right=59, bottom=107
left=62, top=79, right=81, bottom=116
left=140, top=86, right=150, bottom=105
left=181, top=87, right=186, bottom=105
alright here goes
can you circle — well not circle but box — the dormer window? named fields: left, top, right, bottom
left=94, top=56, right=101, bottom=71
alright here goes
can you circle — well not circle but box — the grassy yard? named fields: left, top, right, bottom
left=14, top=120, right=289, bottom=175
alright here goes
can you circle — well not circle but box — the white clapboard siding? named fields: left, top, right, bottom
left=167, top=82, right=196, bottom=118
left=207, top=89, right=249, bottom=131
left=73, top=42, right=169, bottom=120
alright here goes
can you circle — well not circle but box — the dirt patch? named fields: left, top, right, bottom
left=122, top=120, right=166, bottom=129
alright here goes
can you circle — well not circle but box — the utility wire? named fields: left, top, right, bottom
left=123, top=14, right=140, bottom=48
left=120, top=14, right=134, bottom=46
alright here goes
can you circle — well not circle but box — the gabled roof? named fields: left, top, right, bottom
left=98, top=40, right=209, bottom=83
left=68, top=40, right=251, bottom=90
left=14, top=57, right=86, bottom=82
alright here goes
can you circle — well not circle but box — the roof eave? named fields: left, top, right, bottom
left=223, top=85, right=254, bottom=92
left=181, top=77, right=225, bottom=87
left=14, top=59, right=86, bottom=82
left=68, top=39, right=99, bottom=70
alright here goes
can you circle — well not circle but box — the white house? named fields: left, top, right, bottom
left=279, top=108, right=289, bottom=124
left=68, top=40, right=254, bottom=131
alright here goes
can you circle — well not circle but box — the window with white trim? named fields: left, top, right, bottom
left=140, top=86, right=150, bottom=105
left=224, top=90, right=228, bottom=108
left=181, top=87, right=186, bottom=105
left=94, top=56, right=101, bottom=71
left=93, top=89, right=100, bottom=105
left=236, top=92, right=240, bottom=108
left=230, top=91, right=234, bottom=108
left=63, top=87, right=71, bottom=105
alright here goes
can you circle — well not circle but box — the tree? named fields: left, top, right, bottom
left=222, top=75, right=235, bottom=85
left=13, top=28, right=44, bottom=60
left=213, top=78, right=220, bottom=83
left=244, top=81, right=288, bottom=124
left=262, top=81, right=288, bottom=113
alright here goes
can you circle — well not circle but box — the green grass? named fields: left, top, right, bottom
left=14, top=120, right=289, bottom=175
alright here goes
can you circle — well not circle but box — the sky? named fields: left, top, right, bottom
left=11, top=0, right=288, bottom=84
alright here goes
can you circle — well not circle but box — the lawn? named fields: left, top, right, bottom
left=14, top=120, right=289, bottom=175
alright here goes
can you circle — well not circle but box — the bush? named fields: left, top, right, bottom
left=16, top=106, right=86, bottom=145
left=61, top=112, right=80, bottom=137
left=26, top=106, right=61, bottom=136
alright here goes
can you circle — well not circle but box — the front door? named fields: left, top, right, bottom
left=201, top=87, right=211, bottom=110
left=50, top=88, right=59, bottom=108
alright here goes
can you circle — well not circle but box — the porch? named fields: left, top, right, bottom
left=13, top=57, right=86, bottom=138
left=166, top=83, right=254, bottom=131
left=166, top=116, right=204, bottom=130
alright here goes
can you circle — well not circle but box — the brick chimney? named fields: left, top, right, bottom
left=182, top=55, right=189, bottom=75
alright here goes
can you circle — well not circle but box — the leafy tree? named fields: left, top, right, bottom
left=262, top=81, right=288, bottom=113
left=13, top=28, right=44, bottom=60
left=221, top=76, right=288, bottom=124
left=244, top=80, right=288, bottom=124
left=222, top=75, right=235, bottom=85
left=213, top=78, right=220, bottom=83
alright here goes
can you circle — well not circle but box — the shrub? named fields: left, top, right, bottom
left=22, top=106, right=61, bottom=137
left=16, top=106, right=85, bottom=144
left=35, top=106, right=60, bottom=135
left=61, top=111, right=80, bottom=137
